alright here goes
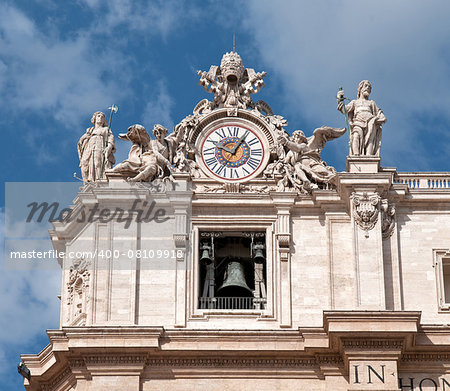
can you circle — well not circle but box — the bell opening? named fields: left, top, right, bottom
left=198, top=232, right=267, bottom=310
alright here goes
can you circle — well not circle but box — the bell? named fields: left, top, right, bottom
left=217, top=261, right=253, bottom=297
left=200, top=242, right=213, bottom=264
left=253, top=242, right=266, bottom=263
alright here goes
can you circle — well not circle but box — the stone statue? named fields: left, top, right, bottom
left=197, top=51, right=266, bottom=112
left=111, top=123, right=184, bottom=182
left=337, top=80, right=386, bottom=156
left=278, top=127, right=346, bottom=191
left=109, top=124, right=151, bottom=177
left=77, top=111, right=116, bottom=183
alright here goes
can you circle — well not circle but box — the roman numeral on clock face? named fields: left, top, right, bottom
left=247, top=137, right=259, bottom=146
left=247, top=157, right=260, bottom=170
left=217, top=128, right=227, bottom=138
left=205, top=156, right=217, bottom=166
left=203, top=147, right=215, bottom=155
left=229, top=169, right=239, bottom=179
left=227, top=127, right=239, bottom=137
left=205, top=156, right=219, bottom=172
left=215, top=164, right=226, bottom=177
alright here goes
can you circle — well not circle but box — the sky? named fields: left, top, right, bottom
left=1, top=0, right=450, bottom=389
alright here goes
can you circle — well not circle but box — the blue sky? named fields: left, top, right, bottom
left=2, top=0, right=450, bottom=389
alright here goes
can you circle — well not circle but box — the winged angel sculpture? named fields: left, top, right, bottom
left=268, top=126, right=346, bottom=192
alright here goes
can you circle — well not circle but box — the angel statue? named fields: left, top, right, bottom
left=278, top=127, right=346, bottom=191
left=110, top=123, right=184, bottom=182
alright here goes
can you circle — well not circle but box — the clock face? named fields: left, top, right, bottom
left=200, top=125, right=265, bottom=181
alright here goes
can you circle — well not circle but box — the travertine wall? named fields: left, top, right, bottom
left=397, top=209, right=450, bottom=323
left=59, top=181, right=450, bottom=331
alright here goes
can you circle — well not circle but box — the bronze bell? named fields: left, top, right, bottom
left=217, top=261, right=253, bottom=297
left=200, top=242, right=213, bottom=264
left=253, top=242, right=266, bottom=263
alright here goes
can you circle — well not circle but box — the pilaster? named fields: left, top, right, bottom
left=337, top=168, right=394, bottom=310
left=168, top=173, right=193, bottom=328
left=270, top=192, right=296, bottom=328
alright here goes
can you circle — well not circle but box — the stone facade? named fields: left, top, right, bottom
left=20, top=52, right=450, bottom=391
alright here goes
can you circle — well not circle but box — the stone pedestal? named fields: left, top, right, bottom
left=347, top=156, right=381, bottom=174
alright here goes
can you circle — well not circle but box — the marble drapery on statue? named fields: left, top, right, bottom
left=337, top=80, right=386, bottom=156
left=77, top=111, right=116, bottom=183
left=110, top=123, right=185, bottom=182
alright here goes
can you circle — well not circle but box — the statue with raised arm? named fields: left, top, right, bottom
left=77, top=111, right=115, bottom=183
left=337, top=80, right=386, bottom=156
left=278, top=127, right=346, bottom=191
left=111, top=123, right=184, bottom=182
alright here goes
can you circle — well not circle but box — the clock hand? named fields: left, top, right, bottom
left=210, top=140, right=234, bottom=153
left=231, top=130, right=249, bottom=154
left=215, top=144, right=234, bottom=153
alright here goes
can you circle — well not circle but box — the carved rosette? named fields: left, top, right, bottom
left=66, top=258, right=91, bottom=326
left=381, top=199, right=396, bottom=239
left=351, top=192, right=381, bottom=232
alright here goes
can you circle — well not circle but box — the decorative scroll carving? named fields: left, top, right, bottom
left=277, top=234, right=291, bottom=248
left=173, top=234, right=188, bottom=248
left=351, top=192, right=381, bottom=232
left=197, top=183, right=273, bottom=194
left=381, top=199, right=396, bottom=239
left=66, top=258, right=90, bottom=326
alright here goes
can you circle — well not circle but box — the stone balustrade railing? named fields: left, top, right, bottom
left=393, top=173, right=450, bottom=189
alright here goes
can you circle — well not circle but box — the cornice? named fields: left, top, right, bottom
left=40, top=366, right=73, bottom=391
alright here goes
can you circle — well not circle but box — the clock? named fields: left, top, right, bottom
left=199, top=124, right=266, bottom=181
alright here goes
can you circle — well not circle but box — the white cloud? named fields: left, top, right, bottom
left=243, top=0, right=450, bottom=169
left=0, top=209, right=61, bottom=364
left=142, top=79, right=175, bottom=130
left=0, top=1, right=204, bottom=132
left=0, top=4, right=129, bottom=127
left=79, top=0, right=102, bottom=7
left=81, top=0, right=200, bottom=40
